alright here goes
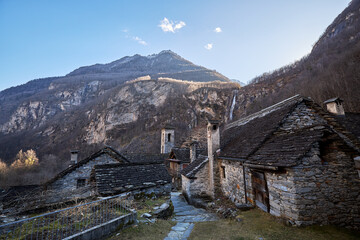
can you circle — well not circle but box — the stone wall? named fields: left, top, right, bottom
left=132, top=183, right=172, bottom=198
left=279, top=102, right=326, bottom=132
left=182, top=163, right=209, bottom=201
left=49, top=154, right=119, bottom=197
left=219, top=160, right=245, bottom=204
left=288, top=142, right=360, bottom=228
left=219, top=143, right=360, bottom=229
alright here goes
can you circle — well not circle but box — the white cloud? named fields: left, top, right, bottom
left=133, top=36, right=147, bottom=46
left=122, top=29, right=129, bottom=33
left=214, top=27, right=222, bottom=33
left=204, top=43, right=213, bottom=50
left=159, top=17, right=186, bottom=33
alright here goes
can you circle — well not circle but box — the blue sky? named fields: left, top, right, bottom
left=0, top=0, right=351, bottom=91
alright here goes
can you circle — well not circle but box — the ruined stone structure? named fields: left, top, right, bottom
left=181, top=95, right=360, bottom=229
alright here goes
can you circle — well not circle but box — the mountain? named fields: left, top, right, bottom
left=0, top=50, right=238, bottom=170
left=237, top=0, right=360, bottom=115
left=67, top=50, right=230, bottom=82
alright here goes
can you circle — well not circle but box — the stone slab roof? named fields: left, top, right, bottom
left=220, top=95, right=303, bottom=159
left=169, top=148, right=190, bottom=163
left=124, top=153, right=168, bottom=164
left=247, top=128, right=324, bottom=167
left=168, top=147, right=206, bottom=163
left=93, top=163, right=171, bottom=195
left=44, top=146, right=129, bottom=187
left=180, top=155, right=208, bottom=179
left=219, top=95, right=360, bottom=167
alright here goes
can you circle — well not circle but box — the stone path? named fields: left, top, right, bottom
left=164, top=192, right=218, bottom=240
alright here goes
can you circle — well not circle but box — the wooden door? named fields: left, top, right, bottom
left=251, top=171, right=269, bottom=212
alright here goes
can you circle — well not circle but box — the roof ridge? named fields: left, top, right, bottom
left=225, top=94, right=303, bottom=130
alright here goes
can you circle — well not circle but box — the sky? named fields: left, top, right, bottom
left=0, top=0, right=351, bottom=91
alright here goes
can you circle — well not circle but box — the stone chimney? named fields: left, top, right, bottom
left=161, top=124, right=175, bottom=154
left=189, top=141, right=198, bottom=162
left=70, top=150, right=79, bottom=165
left=324, top=97, right=345, bottom=116
left=207, top=119, right=220, bottom=198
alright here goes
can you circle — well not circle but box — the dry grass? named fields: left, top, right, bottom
left=108, top=219, right=176, bottom=240
left=189, top=208, right=360, bottom=240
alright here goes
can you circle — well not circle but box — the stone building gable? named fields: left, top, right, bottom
left=44, top=147, right=129, bottom=193
left=181, top=155, right=208, bottom=179
left=182, top=158, right=210, bottom=200
left=278, top=102, right=326, bottom=132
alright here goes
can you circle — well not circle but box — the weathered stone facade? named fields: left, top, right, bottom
left=48, top=154, right=120, bottom=197
left=182, top=162, right=209, bottom=201
left=218, top=100, right=360, bottom=228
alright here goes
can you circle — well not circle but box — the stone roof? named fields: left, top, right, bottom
left=180, top=155, right=208, bottom=179
left=219, top=95, right=360, bottom=167
left=247, top=128, right=324, bottom=167
left=124, top=153, right=168, bottom=164
left=168, top=147, right=206, bottom=163
left=324, top=97, right=343, bottom=104
left=93, top=163, right=171, bottom=195
left=44, top=146, right=129, bottom=186
left=169, top=148, right=190, bottom=163
left=220, top=95, right=303, bottom=159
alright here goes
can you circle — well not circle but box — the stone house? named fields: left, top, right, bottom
left=44, top=146, right=129, bottom=202
left=91, top=163, right=171, bottom=197
left=166, top=145, right=206, bottom=189
left=181, top=95, right=360, bottom=228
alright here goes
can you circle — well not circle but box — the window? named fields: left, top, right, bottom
left=221, top=166, right=226, bottom=178
left=168, top=133, right=171, bottom=142
left=213, top=125, right=217, bottom=131
left=77, top=179, right=86, bottom=188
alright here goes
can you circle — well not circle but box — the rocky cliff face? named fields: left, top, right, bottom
left=0, top=51, right=238, bottom=164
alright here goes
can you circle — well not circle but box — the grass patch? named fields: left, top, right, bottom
left=107, top=219, right=176, bottom=240
left=130, top=196, right=169, bottom=220
left=189, top=209, right=360, bottom=240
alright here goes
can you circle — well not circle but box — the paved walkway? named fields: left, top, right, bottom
left=164, top=192, right=218, bottom=240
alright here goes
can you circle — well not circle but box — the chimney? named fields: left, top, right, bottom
left=161, top=124, right=175, bottom=154
left=70, top=150, right=79, bottom=165
left=189, top=141, right=198, bottom=162
left=324, top=97, right=345, bottom=116
left=207, top=119, right=220, bottom=199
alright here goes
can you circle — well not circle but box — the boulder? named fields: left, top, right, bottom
left=153, top=201, right=173, bottom=219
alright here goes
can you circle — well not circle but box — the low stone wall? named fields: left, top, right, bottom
left=132, top=183, right=172, bottom=199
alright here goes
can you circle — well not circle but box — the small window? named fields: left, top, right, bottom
left=77, top=179, right=86, bottom=188
left=213, top=125, right=217, bottom=131
left=168, top=133, right=171, bottom=142
left=221, top=166, right=226, bottom=178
